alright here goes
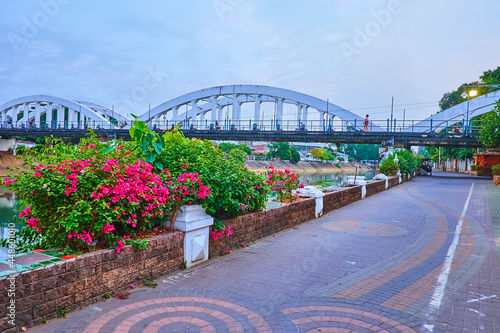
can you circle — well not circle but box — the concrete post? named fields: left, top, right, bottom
left=211, top=96, right=217, bottom=124
left=254, top=95, right=261, bottom=124
left=165, top=205, right=214, bottom=268
left=34, top=103, right=41, bottom=128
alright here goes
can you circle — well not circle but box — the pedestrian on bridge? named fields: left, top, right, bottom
left=364, top=114, right=369, bottom=132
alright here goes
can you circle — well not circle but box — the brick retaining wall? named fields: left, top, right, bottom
left=0, top=232, right=184, bottom=332
left=388, top=176, right=400, bottom=188
left=323, top=187, right=361, bottom=212
left=365, top=180, right=386, bottom=198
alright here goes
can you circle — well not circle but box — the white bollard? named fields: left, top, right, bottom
left=165, top=205, right=213, bottom=268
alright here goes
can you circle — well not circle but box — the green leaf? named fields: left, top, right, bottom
left=129, top=127, right=136, bottom=138
left=103, top=147, right=114, bottom=154
left=153, top=141, right=163, bottom=154
left=133, top=128, right=143, bottom=140
left=155, top=161, right=164, bottom=170
left=146, top=151, right=156, bottom=163
left=139, top=141, right=149, bottom=154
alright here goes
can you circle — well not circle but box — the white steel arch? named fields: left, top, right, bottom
left=408, top=90, right=500, bottom=132
left=0, top=95, right=128, bottom=129
left=139, top=85, right=382, bottom=130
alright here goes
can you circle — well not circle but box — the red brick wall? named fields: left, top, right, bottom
left=323, top=187, right=362, bottom=212
left=388, top=176, right=400, bottom=188
left=365, top=180, right=386, bottom=198
left=210, top=198, right=316, bottom=257
left=0, top=232, right=184, bottom=332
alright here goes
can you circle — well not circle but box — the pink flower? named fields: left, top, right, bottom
left=101, top=223, right=115, bottom=234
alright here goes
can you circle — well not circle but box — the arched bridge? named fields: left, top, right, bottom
left=0, top=95, right=128, bottom=129
left=139, top=84, right=384, bottom=132
left=0, top=85, right=497, bottom=148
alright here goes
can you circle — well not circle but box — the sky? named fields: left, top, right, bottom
left=1, top=0, right=500, bottom=123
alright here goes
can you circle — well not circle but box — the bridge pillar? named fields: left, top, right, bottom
left=199, top=112, right=205, bottom=128
left=302, top=105, right=309, bottom=124
left=190, top=101, right=199, bottom=123
left=45, top=103, right=53, bottom=128
left=12, top=105, right=19, bottom=128
left=296, top=104, right=302, bottom=127
left=172, top=106, right=179, bottom=125
left=217, top=105, right=223, bottom=123
left=34, top=102, right=42, bottom=128
left=232, top=94, right=241, bottom=125
left=21, top=103, right=29, bottom=127
left=57, top=106, right=65, bottom=128
left=276, top=98, right=284, bottom=127
left=254, top=95, right=262, bottom=124
left=210, top=96, right=217, bottom=125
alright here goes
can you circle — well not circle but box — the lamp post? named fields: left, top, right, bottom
left=460, top=84, right=500, bottom=133
left=460, top=90, right=477, bottom=133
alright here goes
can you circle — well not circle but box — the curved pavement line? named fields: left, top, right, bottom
left=315, top=182, right=445, bottom=298
left=397, top=181, right=490, bottom=318
left=319, top=179, right=488, bottom=320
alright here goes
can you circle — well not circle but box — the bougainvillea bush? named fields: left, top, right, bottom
left=129, top=122, right=270, bottom=219
left=265, top=166, right=304, bottom=203
left=377, top=156, right=400, bottom=176
left=377, top=149, right=420, bottom=176
left=2, top=135, right=210, bottom=253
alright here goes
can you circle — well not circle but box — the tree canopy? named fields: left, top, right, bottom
left=438, top=66, right=500, bottom=112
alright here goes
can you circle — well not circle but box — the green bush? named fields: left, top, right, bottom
left=129, top=123, right=269, bottom=219
left=2, top=135, right=210, bottom=253
left=492, top=164, right=500, bottom=176
left=378, top=156, right=399, bottom=176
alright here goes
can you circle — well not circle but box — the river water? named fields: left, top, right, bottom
left=0, top=170, right=375, bottom=257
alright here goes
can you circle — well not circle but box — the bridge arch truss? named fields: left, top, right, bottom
left=0, top=95, right=129, bottom=130
left=139, top=85, right=383, bottom=131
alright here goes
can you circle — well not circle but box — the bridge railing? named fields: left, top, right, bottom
left=0, top=120, right=127, bottom=131
left=0, top=118, right=483, bottom=135
left=148, top=118, right=483, bottom=134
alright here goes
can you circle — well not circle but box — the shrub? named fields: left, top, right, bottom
left=129, top=122, right=269, bottom=219
left=3, top=135, right=210, bottom=253
left=338, top=157, right=345, bottom=162
left=378, top=156, right=399, bottom=176
left=492, top=164, right=500, bottom=176
left=265, top=166, right=304, bottom=203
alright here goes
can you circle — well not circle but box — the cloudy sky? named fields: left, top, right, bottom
left=1, top=0, right=499, bottom=122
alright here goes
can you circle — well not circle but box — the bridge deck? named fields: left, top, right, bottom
left=0, top=128, right=482, bottom=148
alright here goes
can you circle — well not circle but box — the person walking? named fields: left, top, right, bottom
left=364, top=114, right=369, bottom=132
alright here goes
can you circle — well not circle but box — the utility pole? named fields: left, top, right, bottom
left=403, top=109, right=406, bottom=130
left=390, top=96, right=394, bottom=132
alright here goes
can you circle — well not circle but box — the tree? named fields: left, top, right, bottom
left=219, top=142, right=235, bottom=153
left=321, top=150, right=336, bottom=161
left=479, top=101, right=500, bottom=148
left=237, top=143, right=252, bottom=155
left=268, top=142, right=292, bottom=161
left=438, top=66, right=500, bottom=112
left=309, top=148, right=324, bottom=160
left=290, top=148, right=301, bottom=163
left=338, top=144, right=380, bottom=161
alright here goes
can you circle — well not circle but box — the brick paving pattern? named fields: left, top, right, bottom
left=27, top=172, right=499, bottom=332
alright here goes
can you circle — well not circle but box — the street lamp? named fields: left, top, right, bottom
left=460, top=89, right=477, bottom=133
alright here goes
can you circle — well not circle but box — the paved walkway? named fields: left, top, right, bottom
left=32, top=172, right=500, bottom=332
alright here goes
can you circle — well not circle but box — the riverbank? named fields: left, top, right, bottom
left=244, top=160, right=373, bottom=173
left=0, top=152, right=24, bottom=176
